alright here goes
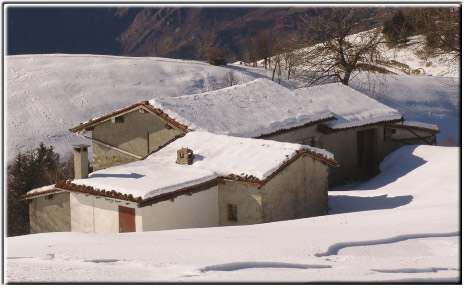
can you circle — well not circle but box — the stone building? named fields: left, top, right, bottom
left=70, top=79, right=439, bottom=187
left=21, top=132, right=337, bottom=233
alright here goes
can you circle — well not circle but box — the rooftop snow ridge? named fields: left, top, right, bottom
left=149, top=78, right=334, bottom=137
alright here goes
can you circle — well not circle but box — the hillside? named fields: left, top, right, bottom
left=5, top=52, right=459, bottom=163
left=6, top=145, right=459, bottom=282
left=7, top=7, right=392, bottom=60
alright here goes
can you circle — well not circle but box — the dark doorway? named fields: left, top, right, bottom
left=357, top=129, right=379, bottom=179
left=118, top=206, right=136, bottom=233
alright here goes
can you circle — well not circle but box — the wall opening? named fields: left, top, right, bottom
left=357, top=129, right=379, bottom=179
left=227, top=204, right=238, bottom=222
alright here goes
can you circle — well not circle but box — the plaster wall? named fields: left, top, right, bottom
left=141, top=186, right=219, bottom=231
left=70, top=193, right=142, bottom=233
left=264, top=125, right=321, bottom=147
left=29, top=192, right=71, bottom=234
left=91, top=109, right=185, bottom=170
left=261, top=155, right=328, bottom=222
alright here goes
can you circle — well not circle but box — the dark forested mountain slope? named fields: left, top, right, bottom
left=7, top=7, right=392, bottom=61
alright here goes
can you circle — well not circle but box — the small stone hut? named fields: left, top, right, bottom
left=21, top=132, right=337, bottom=234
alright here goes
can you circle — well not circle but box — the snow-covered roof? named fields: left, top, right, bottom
left=387, top=120, right=440, bottom=133
left=61, top=132, right=336, bottom=202
left=149, top=78, right=334, bottom=137
left=294, top=83, right=403, bottom=130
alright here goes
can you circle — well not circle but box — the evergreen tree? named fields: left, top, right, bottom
left=7, top=143, right=74, bottom=236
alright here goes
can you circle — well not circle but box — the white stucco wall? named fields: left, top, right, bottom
left=70, top=193, right=142, bottom=233
left=141, top=186, right=219, bottom=232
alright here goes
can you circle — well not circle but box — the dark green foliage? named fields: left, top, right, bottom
left=7, top=143, right=74, bottom=236
left=206, top=47, right=226, bottom=66
left=382, top=11, right=413, bottom=44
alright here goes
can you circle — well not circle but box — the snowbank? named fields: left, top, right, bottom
left=7, top=145, right=459, bottom=283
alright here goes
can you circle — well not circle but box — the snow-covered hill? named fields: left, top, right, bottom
left=376, top=35, right=458, bottom=78
left=5, top=53, right=459, bottom=163
left=6, top=54, right=259, bottom=162
left=6, top=145, right=459, bottom=283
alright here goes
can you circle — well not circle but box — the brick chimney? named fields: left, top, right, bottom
left=73, top=144, right=90, bottom=179
left=176, top=147, right=194, bottom=165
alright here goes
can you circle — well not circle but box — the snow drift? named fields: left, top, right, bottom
left=6, top=145, right=459, bottom=283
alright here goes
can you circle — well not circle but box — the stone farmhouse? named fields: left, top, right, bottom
left=22, top=78, right=439, bottom=234
left=69, top=78, right=439, bottom=186
left=21, top=132, right=337, bottom=233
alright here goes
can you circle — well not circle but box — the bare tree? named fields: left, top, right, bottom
left=253, top=29, right=273, bottom=68
left=297, top=8, right=384, bottom=86
left=423, top=8, right=460, bottom=59
left=196, top=30, right=217, bottom=59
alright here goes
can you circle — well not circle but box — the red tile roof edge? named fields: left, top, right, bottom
left=318, top=117, right=405, bottom=133
left=69, top=101, right=190, bottom=133
left=222, top=149, right=338, bottom=186
left=21, top=149, right=337, bottom=203
left=386, top=122, right=440, bottom=134
left=253, top=116, right=337, bottom=139
left=139, top=178, right=219, bottom=205
left=19, top=189, right=61, bottom=200
left=54, top=180, right=143, bottom=202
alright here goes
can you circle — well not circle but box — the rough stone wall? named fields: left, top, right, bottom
left=29, top=192, right=71, bottom=234
left=218, top=181, right=262, bottom=226
left=318, top=126, right=384, bottom=187
left=218, top=155, right=328, bottom=226
left=265, top=124, right=386, bottom=187
left=261, top=154, right=328, bottom=222
left=91, top=109, right=185, bottom=171
left=92, top=142, right=139, bottom=171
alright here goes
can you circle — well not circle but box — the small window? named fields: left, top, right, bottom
left=384, top=127, right=397, bottom=140
left=228, top=204, right=238, bottom=222
left=112, top=116, right=124, bottom=123
left=179, top=152, right=184, bottom=158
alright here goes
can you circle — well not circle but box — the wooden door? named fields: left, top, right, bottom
left=118, top=206, right=135, bottom=233
left=357, top=129, right=379, bottom=179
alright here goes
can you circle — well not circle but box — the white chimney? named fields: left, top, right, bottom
left=73, top=144, right=90, bottom=179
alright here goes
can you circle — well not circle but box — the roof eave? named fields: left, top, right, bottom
left=69, top=101, right=190, bottom=133
left=318, top=117, right=405, bottom=134
left=386, top=122, right=440, bottom=134
left=253, top=115, right=337, bottom=139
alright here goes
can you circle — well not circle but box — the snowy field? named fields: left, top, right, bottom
left=5, top=52, right=459, bottom=163
left=6, top=145, right=459, bottom=283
